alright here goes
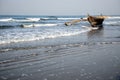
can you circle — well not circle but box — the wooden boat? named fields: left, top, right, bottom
left=64, top=14, right=107, bottom=29
left=87, top=15, right=104, bottom=27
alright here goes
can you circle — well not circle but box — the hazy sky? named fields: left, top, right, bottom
left=0, top=0, right=119, bottom=15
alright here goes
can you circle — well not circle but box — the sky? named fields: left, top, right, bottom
left=0, top=0, right=120, bottom=15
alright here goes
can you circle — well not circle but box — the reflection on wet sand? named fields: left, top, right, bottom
left=87, top=27, right=104, bottom=42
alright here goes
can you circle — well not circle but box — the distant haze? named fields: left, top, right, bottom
left=0, top=0, right=120, bottom=15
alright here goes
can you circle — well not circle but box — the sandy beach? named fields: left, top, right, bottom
left=0, top=41, right=120, bottom=80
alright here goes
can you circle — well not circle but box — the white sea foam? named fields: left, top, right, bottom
left=104, top=21, right=117, bottom=24
left=58, top=18, right=80, bottom=20
left=0, top=18, right=13, bottom=22
left=21, top=24, right=33, bottom=28
left=34, top=24, right=58, bottom=27
left=82, top=26, right=99, bottom=30
left=26, top=18, right=40, bottom=21
left=0, top=28, right=90, bottom=45
left=104, top=21, right=120, bottom=26
left=21, top=24, right=58, bottom=28
left=0, top=18, right=40, bottom=22
left=41, top=17, right=57, bottom=20
left=107, top=16, right=120, bottom=19
left=12, top=19, right=36, bottom=22
left=104, top=16, right=120, bottom=26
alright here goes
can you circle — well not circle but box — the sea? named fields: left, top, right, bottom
left=0, top=15, right=120, bottom=80
left=0, top=15, right=120, bottom=49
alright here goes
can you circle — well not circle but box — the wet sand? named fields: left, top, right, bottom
left=0, top=42, right=120, bottom=80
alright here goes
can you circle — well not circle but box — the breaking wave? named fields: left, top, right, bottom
left=26, top=18, right=40, bottom=21
left=104, top=21, right=120, bottom=26
left=0, top=17, right=82, bottom=22
left=0, top=28, right=90, bottom=45
left=12, top=19, right=40, bottom=22
left=107, top=16, right=120, bottom=19
left=21, top=23, right=58, bottom=28
left=0, top=18, right=13, bottom=22
left=58, top=18, right=81, bottom=20
left=104, top=16, right=120, bottom=26
left=0, top=23, right=58, bottom=29
left=0, top=18, right=40, bottom=22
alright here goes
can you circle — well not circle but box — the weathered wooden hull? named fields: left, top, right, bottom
left=87, top=16, right=104, bottom=27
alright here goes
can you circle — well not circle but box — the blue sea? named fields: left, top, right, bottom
left=0, top=15, right=120, bottom=80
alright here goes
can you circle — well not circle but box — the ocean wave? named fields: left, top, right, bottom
left=0, top=28, right=90, bottom=45
left=40, top=18, right=57, bottom=20
left=0, top=17, right=57, bottom=22
left=26, top=18, right=40, bottom=21
left=12, top=19, right=39, bottom=22
left=40, top=16, right=57, bottom=20
left=0, top=18, right=40, bottom=22
left=0, top=23, right=58, bottom=29
left=104, top=21, right=120, bottom=26
left=0, top=17, right=83, bottom=22
left=107, top=16, right=120, bottom=19
left=21, top=23, right=58, bottom=28
left=40, top=17, right=82, bottom=20
left=0, top=18, right=13, bottom=22
left=58, top=18, right=81, bottom=20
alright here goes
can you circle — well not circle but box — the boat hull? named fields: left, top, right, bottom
left=87, top=16, right=104, bottom=27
